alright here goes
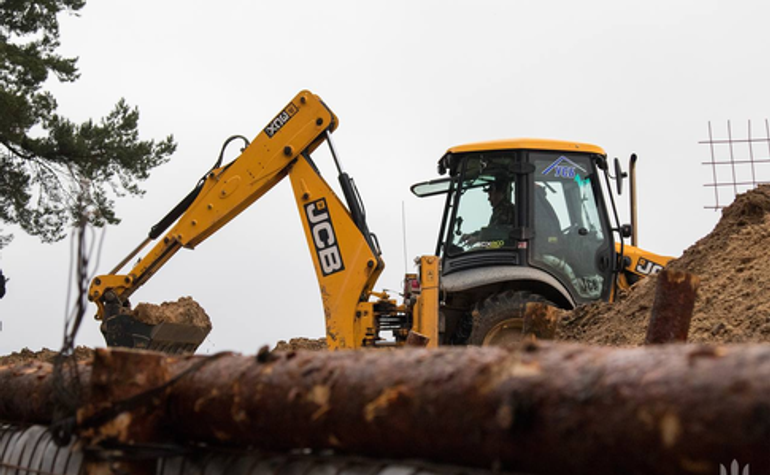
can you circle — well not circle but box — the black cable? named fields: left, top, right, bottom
left=214, top=135, right=250, bottom=169
left=147, top=135, right=251, bottom=240
left=51, top=217, right=91, bottom=446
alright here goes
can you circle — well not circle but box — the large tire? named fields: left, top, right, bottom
left=466, top=291, right=554, bottom=346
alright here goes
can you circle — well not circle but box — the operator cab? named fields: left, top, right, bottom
left=412, top=139, right=616, bottom=308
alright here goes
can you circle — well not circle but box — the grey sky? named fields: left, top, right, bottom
left=2, top=0, right=768, bottom=354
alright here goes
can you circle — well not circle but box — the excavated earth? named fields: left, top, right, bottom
left=0, top=346, right=93, bottom=366
left=558, top=184, right=770, bottom=345
left=132, top=296, right=212, bottom=328
left=272, top=337, right=328, bottom=352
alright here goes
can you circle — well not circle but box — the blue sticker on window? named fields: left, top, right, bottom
left=542, top=156, right=587, bottom=179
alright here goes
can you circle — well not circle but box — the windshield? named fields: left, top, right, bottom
left=446, top=152, right=520, bottom=254
left=531, top=152, right=611, bottom=301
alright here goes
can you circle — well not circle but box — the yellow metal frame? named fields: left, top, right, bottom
left=289, top=157, right=383, bottom=349
left=412, top=256, right=439, bottom=348
left=89, top=90, right=390, bottom=350
left=447, top=138, right=606, bottom=156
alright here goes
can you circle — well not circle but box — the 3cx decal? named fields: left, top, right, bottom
left=305, top=198, right=345, bottom=277
left=264, top=102, right=299, bottom=138
left=635, top=257, right=664, bottom=276
left=542, top=156, right=587, bottom=179
left=476, top=240, right=505, bottom=250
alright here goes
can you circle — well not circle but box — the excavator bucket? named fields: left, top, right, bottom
left=101, top=315, right=209, bottom=354
left=100, top=297, right=212, bottom=354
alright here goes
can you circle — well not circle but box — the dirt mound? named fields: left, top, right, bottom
left=272, top=337, right=327, bottom=352
left=0, top=346, right=93, bottom=366
left=559, top=184, right=770, bottom=345
left=132, top=296, right=212, bottom=329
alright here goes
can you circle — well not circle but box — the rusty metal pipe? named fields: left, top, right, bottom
left=645, top=269, right=700, bottom=344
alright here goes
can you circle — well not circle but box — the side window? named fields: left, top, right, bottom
left=446, top=154, right=518, bottom=254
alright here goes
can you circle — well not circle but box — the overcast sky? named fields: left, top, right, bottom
left=2, top=0, right=769, bottom=355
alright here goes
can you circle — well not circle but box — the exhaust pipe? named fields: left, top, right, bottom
left=629, top=153, right=638, bottom=247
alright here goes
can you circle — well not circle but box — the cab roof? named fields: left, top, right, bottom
left=446, top=138, right=606, bottom=156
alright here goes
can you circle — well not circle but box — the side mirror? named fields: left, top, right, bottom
left=411, top=178, right=452, bottom=197
left=614, top=157, right=628, bottom=195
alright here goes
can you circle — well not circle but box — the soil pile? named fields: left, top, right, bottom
left=273, top=337, right=327, bottom=352
left=0, top=346, right=93, bottom=366
left=559, top=184, right=770, bottom=345
left=132, top=296, right=212, bottom=329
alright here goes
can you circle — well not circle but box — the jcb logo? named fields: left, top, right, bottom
left=264, top=102, right=298, bottom=138
left=305, top=199, right=345, bottom=276
left=635, top=257, right=663, bottom=276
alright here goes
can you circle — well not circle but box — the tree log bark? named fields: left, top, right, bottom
left=3, top=343, right=770, bottom=474
left=0, top=360, right=91, bottom=424
left=165, top=343, right=770, bottom=475
left=78, top=349, right=171, bottom=475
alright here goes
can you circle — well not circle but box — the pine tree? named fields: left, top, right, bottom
left=0, top=0, right=176, bottom=247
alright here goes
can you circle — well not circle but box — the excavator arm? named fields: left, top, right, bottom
left=89, top=90, right=385, bottom=352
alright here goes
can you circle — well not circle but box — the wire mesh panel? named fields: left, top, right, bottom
left=156, top=452, right=520, bottom=475
left=0, top=424, right=83, bottom=475
left=1, top=425, right=529, bottom=475
left=701, top=119, right=770, bottom=209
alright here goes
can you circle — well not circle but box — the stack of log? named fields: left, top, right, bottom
left=3, top=269, right=757, bottom=475
left=3, top=341, right=768, bottom=473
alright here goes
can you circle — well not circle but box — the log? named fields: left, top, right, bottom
left=78, top=349, right=171, bottom=475
left=3, top=343, right=770, bottom=474
left=164, top=343, right=770, bottom=474
left=0, top=360, right=91, bottom=424
left=646, top=270, right=700, bottom=344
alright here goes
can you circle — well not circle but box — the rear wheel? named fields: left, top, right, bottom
left=466, top=291, right=554, bottom=346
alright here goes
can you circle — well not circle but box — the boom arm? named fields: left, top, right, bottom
left=89, top=90, right=384, bottom=350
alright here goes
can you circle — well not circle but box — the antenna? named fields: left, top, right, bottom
left=402, top=201, right=408, bottom=276
left=401, top=200, right=409, bottom=275
left=700, top=119, right=770, bottom=209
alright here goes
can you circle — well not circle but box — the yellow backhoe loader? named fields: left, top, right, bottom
left=410, top=141, right=671, bottom=344
left=88, top=90, right=670, bottom=352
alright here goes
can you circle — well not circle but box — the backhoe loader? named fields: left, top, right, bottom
left=411, top=140, right=671, bottom=344
left=88, top=90, right=670, bottom=352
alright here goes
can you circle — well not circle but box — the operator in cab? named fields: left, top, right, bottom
left=460, top=175, right=515, bottom=246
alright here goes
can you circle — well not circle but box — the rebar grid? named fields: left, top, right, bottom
left=701, top=120, right=770, bottom=209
